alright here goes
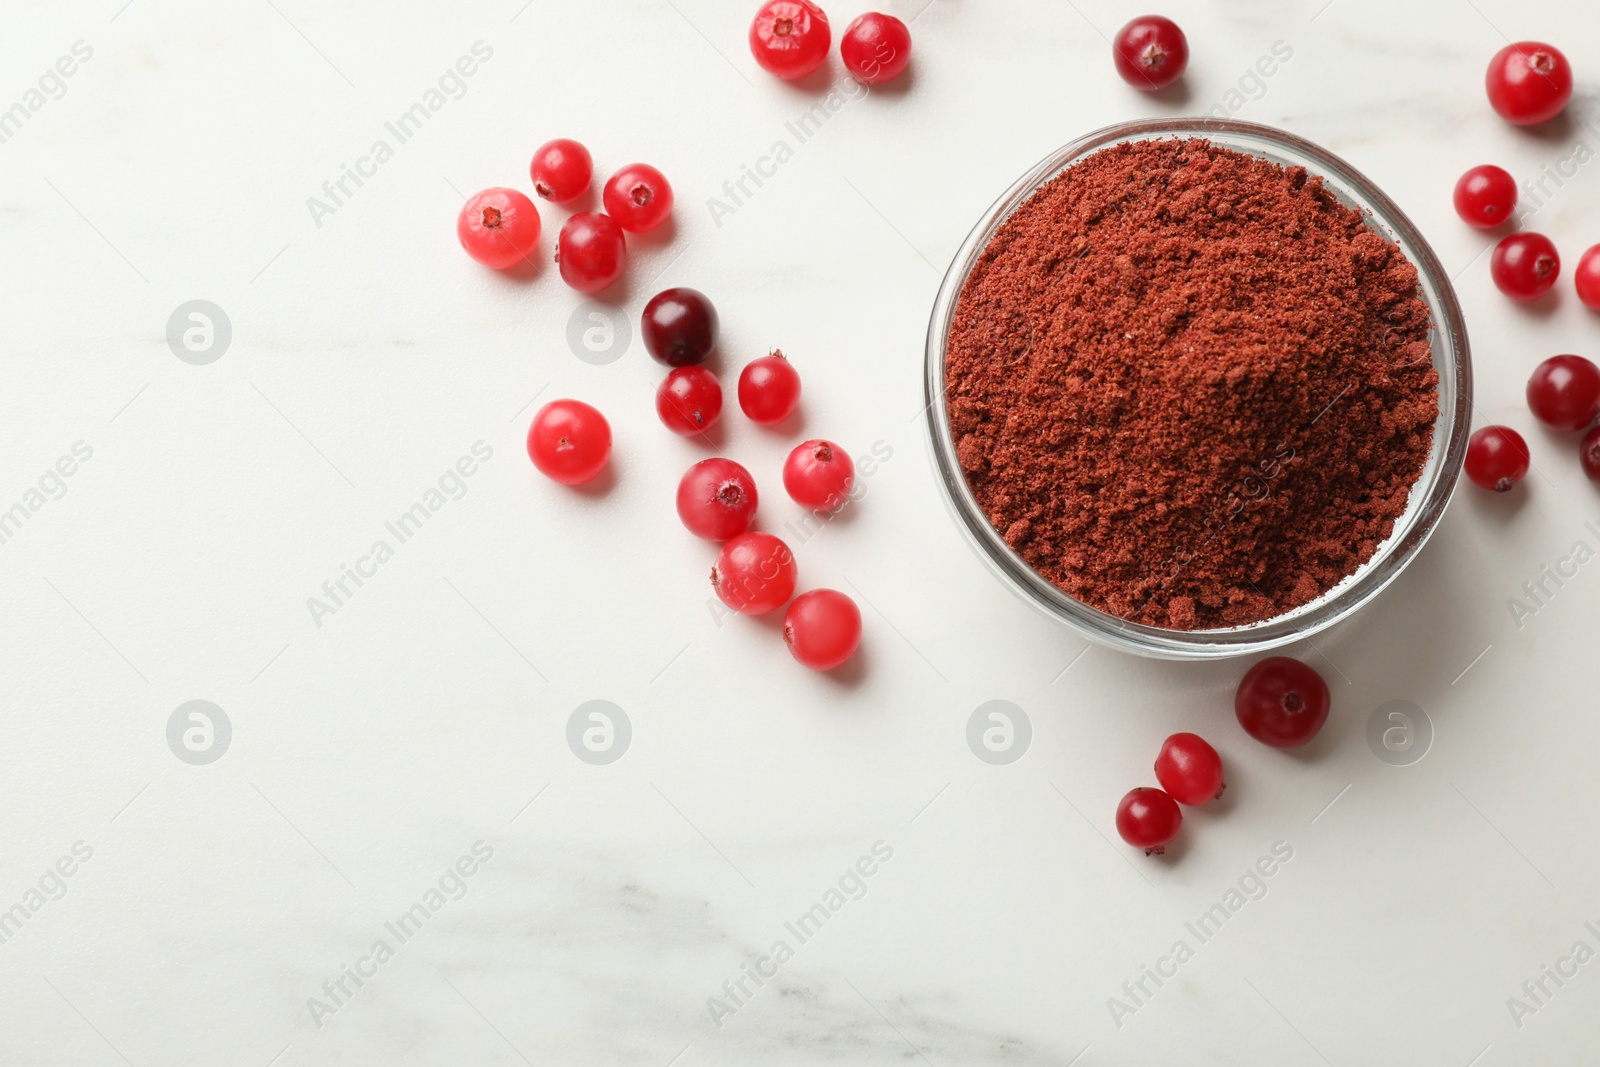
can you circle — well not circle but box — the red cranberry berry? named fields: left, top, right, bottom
left=526, top=400, right=611, bottom=485
left=1527, top=355, right=1600, bottom=432
left=1452, top=165, right=1517, bottom=229
left=457, top=188, right=540, bottom=270
left=1575, top=245, right=1600, bottom=312
left=1464, top=426, right=1530, bottom=492
left=603, top=164, right=674, bottom=233
left=738, top=351, right=801, bottom=425
left=643, top=288, right=718, bottom=367
left=557, top=212, right=627, bottom=294
left=783, top=439, right=854, bottom=509
left=656, top=367, right=723, bottom=436
left=711, top=532, right=797, bottom=614
left=1154, top=733, right=1225, bottom=806
left=783, top=589, right=862, bottom=670
left=1115, top=788, right=1182, bottom=855
left=1112, top=16, right=1188, bottom=91
left=530, top=139, right=592, bottom=203
left=1581, top=426, right=1600, bottom=484
left=1485, top=41, right=1572, bottom=126
left=1235, top=657, right=1330, bottom=749
left=840, top=12, right=911, bottom=84
left=1491, top=232, right=1560, bottom=301
left=749, top=0, right=831, bottom=80
left=677, top=458, right=758, bottom=541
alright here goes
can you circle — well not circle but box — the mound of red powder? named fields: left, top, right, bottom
left=945, top=138, right=1438, bottom=630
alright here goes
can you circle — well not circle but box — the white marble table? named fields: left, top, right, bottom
left=2, top=0, right=1597, bottom=1063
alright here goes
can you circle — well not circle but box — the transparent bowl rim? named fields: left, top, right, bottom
left=923, top=117, right=1473, bottom=660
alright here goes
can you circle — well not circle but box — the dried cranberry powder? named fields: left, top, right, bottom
left=945, top=139, right=1438, bottom=630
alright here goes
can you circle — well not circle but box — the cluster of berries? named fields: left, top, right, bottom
left=525, top=287, right=864, bottom=672
left=1118, top=657, right=1330, bottom=855
left=457, top=137, right=673, bottom=294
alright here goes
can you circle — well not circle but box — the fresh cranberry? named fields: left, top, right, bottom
left=749, top=0, right=831, bottom=80
left=526, top=400, right=611, bottom=485
left=1464, top=426, right=1531, bottom=492
left=530, top=139, right=592, bottom=203
left=1575, top=245, right=1600, bottom=312
left=1112, top=16, right=1188, bottom=91
left=677, top=458, right=758, bottom=541
left=656, top=367, right=723, bottom=437
left=1452, top=165, right=1517, bottom=229
left=783, top=589, right=862, bottom=670
left=1491, top=232, right=1560, bottom=301
left=557, top=212, right=626, bottom=293
left=1153, top=733, right=1224, bottom=806
left=1527, top=355, right=1600, bottom=432
left=840, top=12, right=911, bottom=84
left=783, top=439, right=854, bottom=509
left=603, top=164, right=674, bottom=233
left=711, top=532, right=797, bottom=614
left=457, top=188, right=540, bottom=270
left=1581, top=426, right=1600, bottom=484
left=643, top=288, right=718, bottom=367
left=1235, top=657, right=1330, bottom=749
left=1115, top=788, right=1182, bottom=855
left=738, top=351, right=801, bottom=425
left=1485, top=41, right=1572, bottom=126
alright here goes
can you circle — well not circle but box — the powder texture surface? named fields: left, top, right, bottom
left=944, top=137, right=1439, bottom=630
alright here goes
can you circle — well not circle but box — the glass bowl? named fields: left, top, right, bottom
left=924, top=118, right=1472, bottom=660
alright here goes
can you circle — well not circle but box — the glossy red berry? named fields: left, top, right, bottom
left=738, top=351, right=801, bottom=425
left=1575, top=245, right=1600, bottom=312
left=530, top=138, right=592, bottom=203
left=783, top=589, right=862, bottom=670
left=1115, top=788, right=1182, bottom=855
left=677, top=458, right=758, bottom=541
left=783, top=439, right=854, bottom=509
left=711, top=532, right=797, bottom=614
left=526, top=400, right=611, bottom=485
left=656, top=367, right=723, bottom=436
left=643, top=288, right=718, bottom=367
left=749, top=0, right=831, bottom=80
left=1485, top=41, right=1572, bottom=126
left=1112, top=16, right=1188, bottom=91
left=1154, top=733, right=1225, bottom=806
left=557, top=212, right=627, bottom=294
left=1491, top=232, right=1560, bottom=301
left=1452, top=165, right=1517, bottom=229
left=1464, top=426, right=1531, bottom=492
left=1235, top=657, right=1330, bottom=749
left=603, top=164, right=674, bottom=233
left=457, top=188, right=540, bottom=270
left=1581, top=426, right=1600, bottom=484
left=1527, top=355, right=1600, bottom=432
left=840, top=12, right=911, bottom=84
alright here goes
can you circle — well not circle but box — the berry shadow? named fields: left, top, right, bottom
left=496, top=249, right=548, bottom=284
left=754, top=405, right=809, bottom=438
left=1463, top=480, right=1531, bottom=524
left=1151, top=832, right=1192, bottom=864
left=1144, top=77, right=1194, bottom=109
left=558, top=184, right=600, bottom=214
left=685, top=415, right=732, bottom=453
left=587, top=274, right=636, bottom=310
left=818, top=641, right=870, bottom=690
left=860, top=65, right=916, bottom=100
left=568, top=459, right=618, bottom=498
left=1509, top=288, right=1563, bottom=320
left=1515, top=109, right=1580, bottom=147
left=778, top=61, right=840, bottom=96
left=630, top=215, right=680, bottom=262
